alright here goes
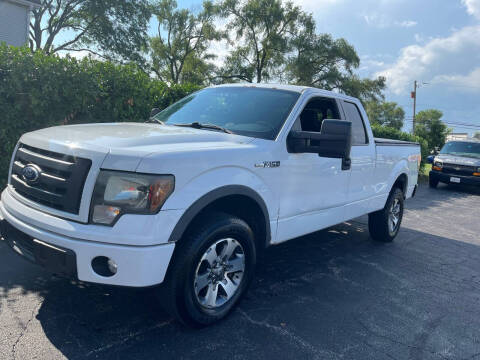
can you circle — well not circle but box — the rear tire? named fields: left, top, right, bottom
left=429, top=176, right=439, bottom=188
left=369, top=187, right=404, bottom=242
left=160, top=212, right=256, bottom=327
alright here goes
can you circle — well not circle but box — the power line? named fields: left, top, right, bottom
left=431, top=84, right=480, bottom=90
left=402, top=118, right=480, bottom=129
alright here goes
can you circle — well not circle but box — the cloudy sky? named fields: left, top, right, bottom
left=165, top=0, right=480, bottom=134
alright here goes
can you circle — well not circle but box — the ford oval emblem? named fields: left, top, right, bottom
left=21, top=164, right=42, bottom=184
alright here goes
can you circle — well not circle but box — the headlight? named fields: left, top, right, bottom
left=90, top=170, right=174, bottom=225
left=434, top=161, right=443, bottom=168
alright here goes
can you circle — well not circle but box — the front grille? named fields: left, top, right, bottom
left=442, top=163, right=476, bottom=176
left=10, top=144, right=91, bottom=214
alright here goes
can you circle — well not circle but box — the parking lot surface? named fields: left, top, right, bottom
left=1, top=183, right=480, bottom=360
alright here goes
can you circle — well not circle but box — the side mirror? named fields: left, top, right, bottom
left=287, top=119, right=352, bottom=169
left=427, top=155, right=435, bottom=164
left=150, top=108, right=161, bottom=117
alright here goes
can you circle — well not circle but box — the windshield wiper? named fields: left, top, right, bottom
left=174, top=122, right=233, bottom=134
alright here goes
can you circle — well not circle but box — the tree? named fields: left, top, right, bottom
left=287, top=34, right=358, bottom=87
left=365, top=101, right=405, bottom=130
left=217, top=0, right=313, bottom=83
left=414, top=109, right=451, bottom=151
left=286, top=32, right=385, bottom=102
left=473, top=131, right=480, bottom=140
left=29, top=0, right=151, bottom=62
left=337, top=75, right=386, bottom=104
left=150, top=0, right=221, bottom=84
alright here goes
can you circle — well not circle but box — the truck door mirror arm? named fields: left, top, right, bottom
left=287, top=119, right=352, bottom=170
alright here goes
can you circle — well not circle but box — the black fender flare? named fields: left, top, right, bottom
left=167, top=185, right=271, bottom=246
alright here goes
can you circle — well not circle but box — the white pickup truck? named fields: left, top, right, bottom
left=0, top=84, right=420, bottom=326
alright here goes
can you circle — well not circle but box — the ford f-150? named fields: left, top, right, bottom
left=0, top=84, right=420, bottom=326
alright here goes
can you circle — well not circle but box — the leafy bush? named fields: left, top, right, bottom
left=371, top=123, right=429, bottom=170
left=0, top=44, right=201, bottom=188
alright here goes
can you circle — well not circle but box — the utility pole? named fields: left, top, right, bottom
left=411, top=80, right=418, bottom=134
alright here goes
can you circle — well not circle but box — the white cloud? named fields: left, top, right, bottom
left=363, top=13, right=417, bottom=28
left=396, top=20, right=417, bottom=28
left=432, top=67, right=480, bottom=91
left=377, top=25, right=480, bottom=94
left=414, top=33, right=424, bottom=42
left=462, top=0, right=480, bottom=19
left=292, top=0, right=344, bottom=12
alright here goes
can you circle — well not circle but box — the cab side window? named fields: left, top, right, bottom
left=298, top=97, right=340, bottom=133
left=343, top=101, right=368, bottom=145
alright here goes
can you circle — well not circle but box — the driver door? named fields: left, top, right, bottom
left=275, top=96, right=352, bottom=244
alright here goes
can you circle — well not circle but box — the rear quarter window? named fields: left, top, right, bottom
left=342, top=101, right=368, bottom=145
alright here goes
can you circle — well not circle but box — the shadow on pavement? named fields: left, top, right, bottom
left=407, top=182, right=480, bottom=212
left=2, top=217, right=480, bottom=359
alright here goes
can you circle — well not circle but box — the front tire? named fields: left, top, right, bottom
left=429, top=176, right=439, bottom=188
left=161, top=212, right=256, bottom=327
left=369, top=187, right=404, bottom=242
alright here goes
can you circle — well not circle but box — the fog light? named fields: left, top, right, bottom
left=108, top=259, right=118, bottom=275
left=92, top=256, right=117, bottom=277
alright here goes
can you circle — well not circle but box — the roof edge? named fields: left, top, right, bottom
left=6, top=0, right=41, bottom=8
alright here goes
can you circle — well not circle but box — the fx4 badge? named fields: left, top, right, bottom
left=255, top=161, right=280, bottom=168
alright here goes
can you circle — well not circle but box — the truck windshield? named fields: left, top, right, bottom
left=152, top=87, right=300, bottom=140
left=440, top=141, right=480, bottom=159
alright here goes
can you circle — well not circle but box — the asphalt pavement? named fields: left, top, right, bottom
left=1, top=182, right=480, bottom=360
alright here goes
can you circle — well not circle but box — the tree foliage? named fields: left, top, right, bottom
left=217, top=0, right=313, bottom=83
left=287, top=34, right=358, bottom=86
left=28, top=0, right=389, bottom=103
left=285, top=31, right=386, bottom=101
left=29, top=0, right=151, bottom=62
left=338, top=76, right=386, bottom=104
left=473, top=131, right=480, bottom=140
left=365, top=101, right=405, bottom=130
left=150, top=0, right=221, bottom=84
left=414, top=109, right=451, bottom=151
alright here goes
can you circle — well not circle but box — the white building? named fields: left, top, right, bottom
left=0, top=0, right=41, bottom=47
left=446, top=133, right=469, bottom=142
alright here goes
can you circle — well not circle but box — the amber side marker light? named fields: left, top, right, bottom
left=432, top=166, right=442, bottom=171
left=473, top=172, right=480, bottom=177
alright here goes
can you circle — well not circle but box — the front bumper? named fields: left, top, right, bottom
left=430, top=171, right=480, bottom=186
left=2, top=220, right=78, bottom=278
left=0, top=197, right=176, bottom=287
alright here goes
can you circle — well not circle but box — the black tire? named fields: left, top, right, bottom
left=429, top=176, right=439, bottom=188
left=368, top=187, right=404, bottom=242
left=160, top=212, right=256, bottom=327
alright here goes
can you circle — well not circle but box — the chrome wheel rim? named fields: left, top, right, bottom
left=194, top=238, right=245, bottom=309
left=388, top=198, right=401, bottom=234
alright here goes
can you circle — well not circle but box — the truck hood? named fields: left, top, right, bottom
left=435, top=154, right=480, bottom=167
left=20, top=122, right=255, bottom=171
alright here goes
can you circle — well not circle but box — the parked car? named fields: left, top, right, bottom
left=428, top=139, right=480, bottom=188
left=0, top=84, right=420, bottom=326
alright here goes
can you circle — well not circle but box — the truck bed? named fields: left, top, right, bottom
left=374, top=138, right=419, bottom=146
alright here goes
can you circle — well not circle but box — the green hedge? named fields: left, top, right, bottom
left=371, top=123, right=429, bottom=170
left=0, top=44, right=201, bottom=188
